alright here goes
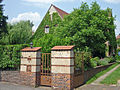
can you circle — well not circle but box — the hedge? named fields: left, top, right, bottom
left=0, top=44, right=29, bottom=69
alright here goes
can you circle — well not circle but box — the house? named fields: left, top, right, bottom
left=32, top=4, right=69, bottom=39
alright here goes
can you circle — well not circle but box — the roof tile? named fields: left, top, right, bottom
left=53, top=5, right=69, bottom=19
left=21, top=47, right=41, bottom=51
left=51, top=46, right=75, bottom=50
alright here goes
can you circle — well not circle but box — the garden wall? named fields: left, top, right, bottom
left=84, top=63, right=114, bottom=82
left=74, top=63, right=114, bottom=88
left=0, top=71, right=39, bottom=86
left=0, top=63, right=114, bottom=88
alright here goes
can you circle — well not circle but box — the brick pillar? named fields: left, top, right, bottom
left=20, top=47, right=41, bottom=87
left=51, top=46, right=75, bottom=90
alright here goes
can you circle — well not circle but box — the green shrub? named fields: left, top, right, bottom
left=83, top=52, right=92, bottom=70
left=90, top=58, right=97, bottom=68
left=98, top=60, right=109, bottom=66
left=115, top=55, right=120, bottom=62
left=0, top=44, right=29, bottom=69
left=101, top=57, right=111, bottom=63
left=116, top=48, right=120, bottom=61
left=89, top=57, right=100, bottom=68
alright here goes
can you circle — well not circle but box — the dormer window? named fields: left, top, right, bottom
left=45, top=25, right=49, bottom=33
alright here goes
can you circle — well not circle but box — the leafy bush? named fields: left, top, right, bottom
left=0, top=44, right=28, bottom=69
left=33, top=34, right=71, bottom=52
left=90, top=58, right=97, bottom=68
left=90, top=57, right=100, bottom=68
left=115, top=55, right=120, bottom=62
left=116, top=48, right=120, bottom=61
left=83, top=52, right=92, bottom=70
left=74, top=51, right=92, bottom=71
left=98, top=60, right=109, bottom=66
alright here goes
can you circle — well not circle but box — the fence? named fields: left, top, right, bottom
left=0, top=46, right=115, bottom=90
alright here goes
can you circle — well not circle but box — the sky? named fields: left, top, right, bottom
left=2, top=0, right=120, bottom=36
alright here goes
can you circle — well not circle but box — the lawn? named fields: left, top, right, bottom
left=100, top=66, right=120, bottom=85
left=86, top=63, right=119, bottom=84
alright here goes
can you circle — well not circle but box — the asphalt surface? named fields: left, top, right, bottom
left=0, top=82, right=51, bottom=90
left=1, top=82, right=120, bottom=90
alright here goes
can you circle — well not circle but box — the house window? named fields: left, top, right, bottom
left=45, top=25, right=49, bottom=33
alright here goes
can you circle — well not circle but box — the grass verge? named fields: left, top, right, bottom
left=86, top=63, right=119, bottom=84
left=100, top=65, right=120, bottom=85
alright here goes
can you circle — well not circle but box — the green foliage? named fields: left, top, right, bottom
left=75, top=52, right=83, bottom=69
left=75, top=51, right=92, bottom=71
left=90, top=57, right=100, bottom=68
left=90, top=58, right=97, bottom=68
left=0, top=0, right=8, bottom=40
left=55, top=2, right=116, bottom=57
left=117, top=39, right=120, bottom=47
left=33, top=34, right=70, bottom=52
left=98, top=60, right=109, bottom=66
left=0, top=20, right=33, bottom=45
left=30, top=12, right=64, bottom=52
left=0, top=44, right=28, bottom=69
left=86, top=63, right=119, bottom=84
left=31, top=12, right=62, bottom=41
left=97, top=57, right=114, bottom=66
left=30, top=1, right=116, bottom=57
left=116, top=48, right=120, bottom=61
left=83, top=52, right=92, bottom=70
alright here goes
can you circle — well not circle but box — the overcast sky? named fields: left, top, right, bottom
left=3, top=0, right=120, bottom=36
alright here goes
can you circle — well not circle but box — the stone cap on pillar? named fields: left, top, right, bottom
left=51, top=46, right=75, bottom=50
left=21, top=47, right=42, bottom=52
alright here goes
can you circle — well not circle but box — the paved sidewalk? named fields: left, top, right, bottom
left=91, top=64, right=120, bottom=85
left=0, top=82, right=52, bottom=90
left=76, top=84, right=120, bottom=90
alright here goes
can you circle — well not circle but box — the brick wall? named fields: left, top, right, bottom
left=74, top=74, right=84, bottom=88
left=0, top=71, right=40, bottom=86
left=84, top=63, right=114, bottom=82
left=73, top=63, right=114, bottom=88
left=52, top=73, right=74, bottom=90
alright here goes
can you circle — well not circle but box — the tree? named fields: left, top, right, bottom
left=0, top=0, right=8, bottom=40
left=55, top=2, right=116, bottom=57
left=0, top=20, right=33, bottom=44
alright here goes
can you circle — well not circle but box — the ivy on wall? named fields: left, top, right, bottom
left=31, top=12, right=62, bottom=40
left=30, top=12, right=64, bottom=52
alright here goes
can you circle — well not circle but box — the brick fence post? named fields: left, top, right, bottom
left=51, top=46, right=75, bottom=90
left=20, top=47, right=41, bottom=87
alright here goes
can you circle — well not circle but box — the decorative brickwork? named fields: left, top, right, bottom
left=0, top=71, right=40, bottom=86
left=74, top=74, right=84, bottom=88
left=84, top=63, right=114, bottom=82
left=51, top=46, right=75, bottom=90
left=20, top=47, right=41, bottom=86
left=52, top=73, right=74, bottom=90
left=73, top=63, right=115, bottom=88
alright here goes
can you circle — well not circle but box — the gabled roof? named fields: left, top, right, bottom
left=51, top=4, right=69, bottom=19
